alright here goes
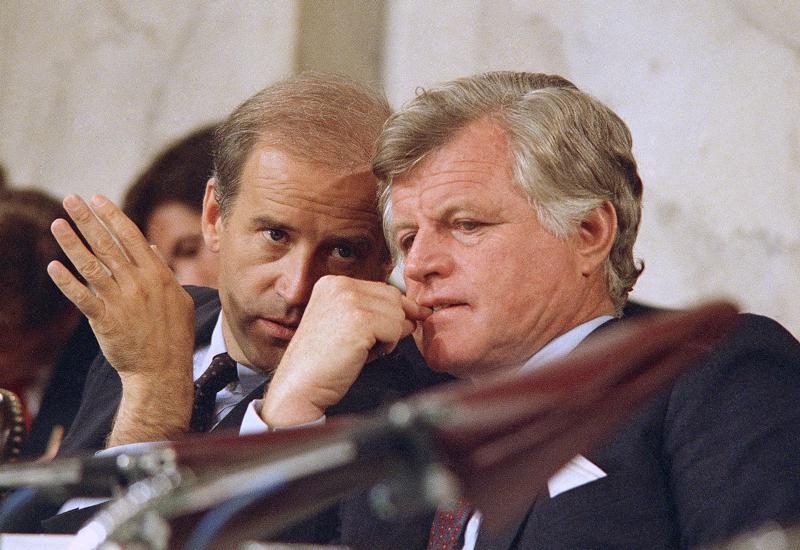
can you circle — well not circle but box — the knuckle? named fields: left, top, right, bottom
left=386, top=285, right=403, bottom=302
left=320, top=274, right=346, bottom=291
left=340, top=288, right=361, bottom=307
left=80, top=258, right=108, bottom=281
left=116, top=220, right=142, bottom=244
left=71, top=206, right=93, bottom=224
left=73, top=290, right=94, bottom=310
left=155, top=266, right=176, bottom=286
left=314, top=275, right=333, bottom=293
left=348, top=309, right=372, bottom=329
left=93, top=231, right=117, bottom=254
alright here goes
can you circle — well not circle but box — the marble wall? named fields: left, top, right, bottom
left=1, top=1, right=798, bottom=335
left=0, top=1, right=299, bottom=202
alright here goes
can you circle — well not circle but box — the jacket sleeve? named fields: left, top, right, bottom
left=57, top=352, right=122, bottom=456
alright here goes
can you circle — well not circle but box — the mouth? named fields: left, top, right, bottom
left=257, top=318, right=299, bottom=341
left=421, top=301, right=468, bottom=315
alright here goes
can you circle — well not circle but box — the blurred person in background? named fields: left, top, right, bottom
left=123, top=124, right=219, bottom=287
left=0, top=187, right=98, bottom=459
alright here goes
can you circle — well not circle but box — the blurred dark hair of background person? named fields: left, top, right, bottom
left=123, top=124, right=219, bottom=287
left=0, top=187, right=98, bottom=459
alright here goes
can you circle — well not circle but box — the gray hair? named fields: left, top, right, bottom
left=213, top=72, right=391, bottom=219
left=374, top=71, right=644, bottom=314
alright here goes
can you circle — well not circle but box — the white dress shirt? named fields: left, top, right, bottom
left=193, top=314, right=267, bottom=431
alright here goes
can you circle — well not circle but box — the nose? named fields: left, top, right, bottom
left=276, top=249, right=316, bottom=307
left=403, top=228, right=454, bottom=285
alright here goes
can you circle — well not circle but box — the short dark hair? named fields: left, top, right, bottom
left=123, top=124, right=216, bottom=234
left=0, top=188, right=78, bottom=330
left=212, top=72, right=391, bottom=219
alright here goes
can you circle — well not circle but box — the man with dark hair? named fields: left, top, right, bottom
left=50, top=72, right=441, bottom=454
left=0, top=73, right=446, bottom=538
left=122, top=125, right=219, bottom=287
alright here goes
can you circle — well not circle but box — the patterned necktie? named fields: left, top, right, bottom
left=190, top=352, right=239, bottom=432
left=427, top=498, right=472, bottom=550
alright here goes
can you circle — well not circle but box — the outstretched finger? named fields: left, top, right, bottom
left=47, top=260, right=105, bottom=320
left=61, top=195, right=130, bottom=274
left=51, top=218, right=118, bottom=295
left=87, top=195, right=159, bottom=268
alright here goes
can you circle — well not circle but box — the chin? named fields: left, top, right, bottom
left=240, top=336, right=287, bottom=373
left=422, top=341, right=478, bottom=379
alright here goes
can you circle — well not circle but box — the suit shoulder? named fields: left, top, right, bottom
left=669, top=312, right=800, bottom=399
left=728, top=313, right=799, bottom=350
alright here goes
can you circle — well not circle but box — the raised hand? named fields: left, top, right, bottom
left=47, top=194, right=196, bottom=444
left=260, top=275, right=431, bottom=428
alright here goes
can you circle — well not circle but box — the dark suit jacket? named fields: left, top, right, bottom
left=60, top=285, right=449, bottom=455
left=8, top=286, right=449, bottom=538
left=339, top=313, right=800, bottom=550
left=19, top=317, right=98, bottom=459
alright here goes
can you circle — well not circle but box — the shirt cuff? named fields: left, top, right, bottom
left=239, top=398, right=326, bottom=435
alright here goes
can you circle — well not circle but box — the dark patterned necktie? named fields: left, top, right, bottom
left=190, top=352, right=239, bottom=433
left=427, top=498, right=472, bottom=550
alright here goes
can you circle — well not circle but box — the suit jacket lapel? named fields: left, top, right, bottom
left=475, top=502, right=536, bottom=550
left=193, top=287, right=221, bottom=347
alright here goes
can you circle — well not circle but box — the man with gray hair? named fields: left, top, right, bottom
left=261, top=72, right=800, bottom=548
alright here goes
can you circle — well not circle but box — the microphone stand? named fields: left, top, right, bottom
left=73, top=408, right=455, bottom=550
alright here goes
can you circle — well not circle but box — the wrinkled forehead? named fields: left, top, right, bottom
left=245, top=147, right=381, bottom=220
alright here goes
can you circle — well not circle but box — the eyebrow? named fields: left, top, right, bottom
left=249, top=214, right=296, bottom=233
left=386, top=216, right=416, bottom=238
left=388, top=202, right=482, bottom=236
left=251, top=214, right=377, bottom=246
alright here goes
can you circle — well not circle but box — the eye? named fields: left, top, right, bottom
left=332, top=244, right=355, bottom=259
left=264, top=228, right=288, bottom=242
left=398, top=233, right=415, bottom=253
left=456, top=220, right=479, bottom=232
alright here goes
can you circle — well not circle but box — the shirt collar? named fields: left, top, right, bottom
left=521, top=315, right=614, bottom=373
left=195, top=313, right=265, bottom=392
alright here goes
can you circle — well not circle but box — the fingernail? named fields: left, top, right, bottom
left=63, top=195, right=79, bottom=210
left=51, top=219, right=69, bottom=236
left=90, top=195, right=107, bottom=207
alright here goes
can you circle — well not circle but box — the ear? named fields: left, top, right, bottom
left=572, top=201, right=617, bottom=277
left=202, top=178, right=222, bottom=253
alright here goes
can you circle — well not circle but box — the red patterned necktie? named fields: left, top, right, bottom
left=427, top=498, right=472, bottom=550
left=189, top=352, right=238, bottom=432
